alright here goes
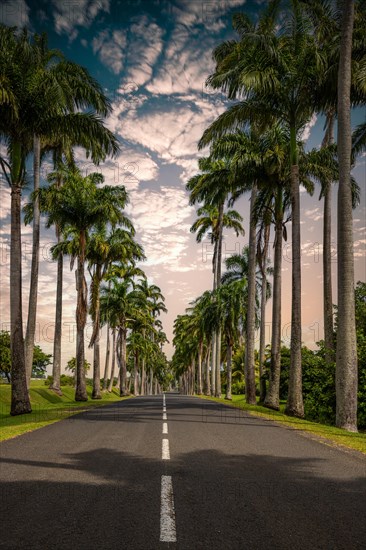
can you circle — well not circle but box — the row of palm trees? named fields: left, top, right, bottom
left=0, top=25, right=169, bottom=414
left=172, top=0, right=365, bottom=432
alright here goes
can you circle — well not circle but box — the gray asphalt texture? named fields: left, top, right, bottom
left=0, top=394, right=365, bottom=550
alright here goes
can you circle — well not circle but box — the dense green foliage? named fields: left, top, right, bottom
left=0, top=331, right=51, bottom=382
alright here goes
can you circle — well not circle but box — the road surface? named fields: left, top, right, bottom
left=0, top=394, right=365, bottom=549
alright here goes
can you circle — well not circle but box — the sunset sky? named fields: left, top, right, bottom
left=0, top=0, right=365, bottom=370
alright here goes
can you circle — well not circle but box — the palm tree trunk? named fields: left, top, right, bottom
left=286, top=129, right=304, bottom=417
left=205, top=346, right=211, bottom=395
left=119, top=328, right=128, bottom=396
left=259, top=222, right=270, bottom=402
left=336, top=0, right=358, bottom=432
left=245, top=184, right=258, bottom=404
left=322, top=112, right=335, bottom=365
left=92, top=338, right=101, bottom=399
left=140, top=360, right=146, bottom=395
left=215, top=201, right=224, bottom=397
left=197, top=341, right=203, bottom=395
left=25, top=135, right=41, bottom=388
left=225, top=340, right=233, bottom=400
left=264, top=200, right=283, bottom=410
left=107, top=329, right=116, bottom=392
left=133, top=351, right=139, bottom=396
left=211, top=335, right=216, bottom=396
left=50, top=231, right=63, bottom=395
left=50, top=173, right=63, bottom=396
left=10, top=176, right=31, bottom=416
left=75, top=231, right=88, bottom=401
left=102, top=324, right=111, bottom=391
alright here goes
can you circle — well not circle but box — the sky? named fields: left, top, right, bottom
left=0, top=0, right=365, bottom=371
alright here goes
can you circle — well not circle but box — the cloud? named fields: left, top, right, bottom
left=52, top=0, right=110, bottom=40
left=300, top=114, right=317, bottom=142
left=169, top=0, right=247, bottom=31
left=122, top=16, right=164, bottom=87
left=112, top=95, right=224, bottom=168
left=72, top=147, right=159, bottom=190
left=126, top=186, right=194, bottom=270
left=92, top=29, right=127, bottom=74
left=0, top=0, right=29, bottom=26
left=304, top=207, right=323, bottom=222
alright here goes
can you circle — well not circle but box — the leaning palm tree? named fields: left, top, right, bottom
left=38, top=167, right=128, bottom=401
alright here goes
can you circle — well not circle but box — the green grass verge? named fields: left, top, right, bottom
left=0, top=381, right=132, bottom=442
left=199, top=395, right=366, bottom=455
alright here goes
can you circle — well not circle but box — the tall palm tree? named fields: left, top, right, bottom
left=101, top=277, right=139, bottom=396
left=216, top=281, right=246, bottom=400
left=0, top=27, right=32, bottom=415
left=199, top=3, right=325, bottom=416
left=336, top=0, right=358, bottom=432
left=87, top=226, right=143, bottom=399
left=38, top=167, right=128, bottom=401
left=190, top=203, right=244, bottom=395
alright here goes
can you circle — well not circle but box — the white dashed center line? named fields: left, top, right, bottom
left=162, top=438, right=170, bottom=460
left=160, top=475, right=176, bottom=542
left=162, top=422, right=168, bottom=434
left=163, top=412, right=167, bottom=420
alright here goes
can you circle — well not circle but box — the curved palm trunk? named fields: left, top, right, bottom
left=75, top=230, right=88, bottom=401
left=25, top=135, right=41, bottom=388
left=259, top=223, right=270, bottom=402
left=245, top=184, right=258, bottom=404
left=322, top=112, right=335, bottom=365
left=119, top=327, right=128, bottom=396
left=225, top=339, right=233, bottom=400
left=10, top=173, right=31, bottom=416
left=102, top=324, right=111, bottom=390
left=286, top=127, right=304, bottom=418
left=107, top=329, right=117, bottom=392
left=336, top=0, right=357, bottom=432
left=264, top=198, right=283, bottom=410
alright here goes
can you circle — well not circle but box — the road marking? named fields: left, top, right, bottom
left=163, top=406, right=166, bottom=412
left=162, top=438, right=170, bottom=460
left=163, top=422, right=168, bottom=434
left=160, top=475, right=177, bottom=543
left=163, top=412, right=167, bottom=420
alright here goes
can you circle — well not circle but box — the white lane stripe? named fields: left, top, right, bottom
left=162, top=422, right=168, bottom=434
left=163, top=412, right=167, bottom=420
left=162, top=438, right=170, bottom=460
left=163, top=406, right=166, bottom=412
left=160, top=475, right=176, bottom=542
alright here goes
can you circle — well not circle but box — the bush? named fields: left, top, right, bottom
left=232, top=381, right=245, bottom=395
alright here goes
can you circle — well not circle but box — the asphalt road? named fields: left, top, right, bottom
left=0, top=394, right=365, bottom=550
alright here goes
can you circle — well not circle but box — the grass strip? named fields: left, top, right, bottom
left=199, top=394, right=366, bottom=455
left=0, top=382, right=133, bottom=442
